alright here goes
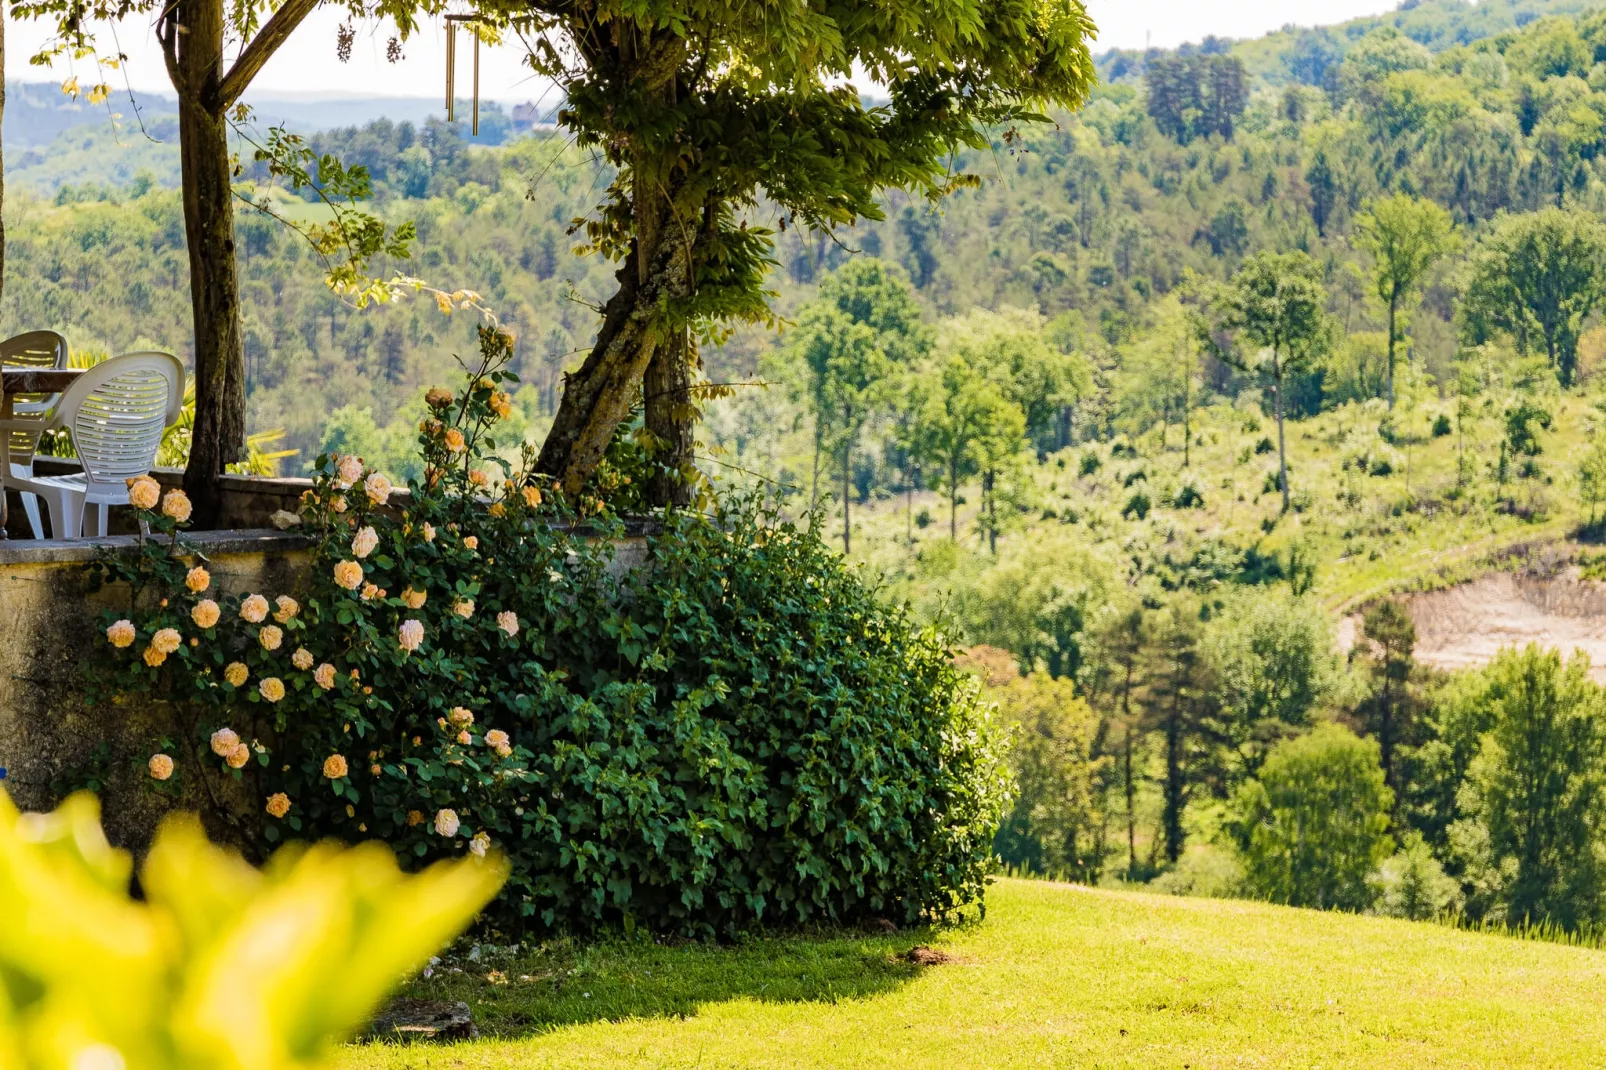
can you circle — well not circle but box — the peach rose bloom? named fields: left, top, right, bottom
left=330, top=494, right=348, bottom=513
left=292, top=647, right=314, bottom=670
left=449, top=706, right=475, bottom=727
left=226, top=742, right=252, bottom=769
left=485, top=729, right=509, bottom=748
left=106, top=619, right=136, bottom=648
left=398, top=619, right=425, bottom=653
left=365, top=471, right=394, bottom=505
left=521, top=485, right=543, bottom=508
left=351, top=525, right=379, bottom=558
left=401, top=587, right=427, bottom=609
left=239, top=594, right=269, bottom=623
left=406, top=810, right=425, bottom=827
left=497, top=611, right=519, bottom=637
left=423, top=522, right=437, bottom=542
left=259, top=625, right=283, bottom=651
left=323, top=754, right=349, bottom=779
left=191, top=599, right=221, bottom=629
left=265, top=793, right=291, bottom=819
left=336, top=453, right=365, bottom=488
left=274, top=595, right=300, bottom=622
left=185, top=566, right=211, bottom=593
left=148, top=753, right=175, bottom=780
left=453, top=599, right=475, bottom=619
left=161, top=489, right=192, bottom=522
left=210, top=727, right=240, bottom=757
left=468, top=469, right=489, bottom=489
left=463, top=535, right=480, bottom=551
left=456, top=730, right=472, bottom=745
left=128, top=476, right=161, bottom=510
left=490, top=392, right=513, bottom=419
left=333, top=560, right=363, bottom=590
left=224, top=662, right=249, bottom=688
left=142, top=646, right=167, bottom=668
left=434, top=809, right=461, bottom=837
left=488, top=502, right=506, bottom=518
left=444, top=427, right=466, bottom=453
left=259, top=677, right=285, bottom=703
left=151, top=627, right=182, bottom=655
left=426, top=386, right=454, bottom=407
left=470, top=831, right=491, bottom=858
left=314, top=663, right=337, bottom=690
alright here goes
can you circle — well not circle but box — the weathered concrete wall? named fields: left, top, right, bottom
left=0, top=530, right=310, bottom=850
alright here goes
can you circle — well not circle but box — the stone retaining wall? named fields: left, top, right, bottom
left=0, top=469, right=655, bottom=851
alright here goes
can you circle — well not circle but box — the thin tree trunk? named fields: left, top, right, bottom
left=1124, top=719, right=1137, bottom=881
left=644, top=326, right=694, bottom=507
left=1274, top=364, right=1290, bottom=514
left=1182, top=362, right=1191, bottom=469
left=841, top=432, right=851, bottom=554
left=1386, top=295, right=1397, bottom=410
left=985, top=469, right=997, bottom=554
left=949, top=454, right=958, bottom=540
left=168, top=0, right=245, bottom=528
left=1164, top=682, right=1185, bottom=864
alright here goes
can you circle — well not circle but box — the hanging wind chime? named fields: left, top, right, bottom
left=443, top=14, right=481, bottom=135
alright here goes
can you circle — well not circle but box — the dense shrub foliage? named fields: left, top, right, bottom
left=87, top=333, right=1007, bottom=934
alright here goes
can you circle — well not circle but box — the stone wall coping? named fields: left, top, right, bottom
left=0, top=528, right=313, bottom=566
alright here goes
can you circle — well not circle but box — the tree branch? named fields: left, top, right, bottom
left=216, top=0, right=321, bottom=110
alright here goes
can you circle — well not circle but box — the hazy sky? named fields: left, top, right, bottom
left=9, top=0, right=1402, bottom=104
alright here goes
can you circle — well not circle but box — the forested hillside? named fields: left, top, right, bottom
left=19, top=0, right=1606, bottom=931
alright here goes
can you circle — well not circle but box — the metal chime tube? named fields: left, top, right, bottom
left=445, top=21, right=456, bottom=122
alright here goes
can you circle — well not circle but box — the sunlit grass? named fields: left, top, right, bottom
left=343, top=877, right=1606, bottom=1069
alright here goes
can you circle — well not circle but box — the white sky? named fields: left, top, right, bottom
left=7, top=0, right=1403, bottom=104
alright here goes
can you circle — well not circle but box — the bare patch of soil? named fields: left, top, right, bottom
left=1344, top=569, right=1606, bottom=680
left=906, top=946, right=953, bottom=966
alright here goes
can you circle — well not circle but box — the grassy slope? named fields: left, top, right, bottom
left=345, top=878, right=1606, bottom=1069
left=830, top=390, right=1602, bottom=613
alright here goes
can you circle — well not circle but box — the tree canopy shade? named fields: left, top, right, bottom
left=480, top=0, right=1100, bottom=500
left=1459, top=207, right=1606, bottom=388
left=16, top=0, right=429, bottom=522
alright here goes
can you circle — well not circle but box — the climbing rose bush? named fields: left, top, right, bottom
left=87, top=327, right=1008, bottom=934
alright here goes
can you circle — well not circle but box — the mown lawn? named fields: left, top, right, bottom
left=343, top=877, right=1606, bottom=1069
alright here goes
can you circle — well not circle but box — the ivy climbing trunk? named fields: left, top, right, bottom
left=644, top=327, right=695, bottom=507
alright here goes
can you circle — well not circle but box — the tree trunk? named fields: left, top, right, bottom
left=644, top=325, right=695, bottom=507
left=169, top=0, right=246, bottom=528
left=949, top=454, right=958, bottom=540
left=1164, top=690, right=1185, bottom=864
left=985, top=469, right=997, bottom=554
left=1124, top=720, right=1137, bottom=881
left=841, top=433, right=851, bottom=555
left=1386, top=294, right=1397, bottom=410
left=535, top=232, right=692, bottom=498
left=1274, top=366, right=1290, bottom=514
left=1182, top=367, right=1191, bottom=469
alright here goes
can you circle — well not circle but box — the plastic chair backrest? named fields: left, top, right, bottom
left=1, top=330, right=69, bottom=464
left=56, top=352, right=184, bottom=489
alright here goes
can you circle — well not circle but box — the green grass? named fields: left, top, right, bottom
left=343, top=877, right=1606, bottom=1068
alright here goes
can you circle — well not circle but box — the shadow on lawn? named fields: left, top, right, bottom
left=400, top=927, right=936, bottom=1035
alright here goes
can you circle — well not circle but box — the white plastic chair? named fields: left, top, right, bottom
left=0, top=330, right=70, bottom=538
left=0, top=351, right=184, bottom=539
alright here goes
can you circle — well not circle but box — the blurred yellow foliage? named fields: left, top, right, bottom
left=0, top=789, right=506, bottom=1070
